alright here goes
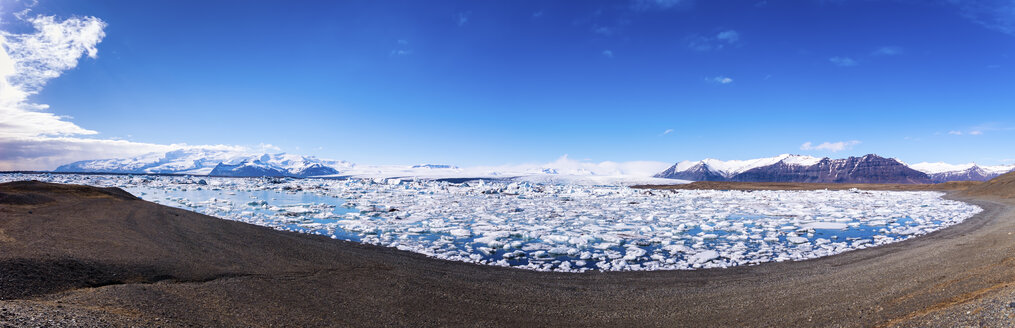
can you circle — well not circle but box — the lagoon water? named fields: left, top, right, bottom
left=1, top=173, right=983, bottom=272
left=125, top=186, right=359, bottom=238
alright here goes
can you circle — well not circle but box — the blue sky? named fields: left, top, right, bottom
left=1, top=0, right=1014, bottom=169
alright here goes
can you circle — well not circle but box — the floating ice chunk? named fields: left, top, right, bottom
left=786, top=236, right=809, bottom=244
left=800, top=222, right=849, bottom=230
left=688, top=250, right=719, bottom=264
left=622, top=246, right=647, bottom=260
left=5, top=173, right=982, bottom=273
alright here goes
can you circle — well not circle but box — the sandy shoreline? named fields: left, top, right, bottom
left=2, top=180, right=1015, bottom=326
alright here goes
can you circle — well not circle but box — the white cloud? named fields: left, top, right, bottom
left=482, top=155, right=672, bottom=178
left=0, top=138, right=247, bottom=171
left=707, top=76, right=733, bottom=84
left=631, top=0, right=688, bottom=11
left=800, top=140, right=861, bottom=152
left=602, top=50, right=614, bottom=58
left=949, top=0, right=1015, bottom=35
left=0, top=13, right=258, bottom=170
left=457, top=11, right=471, bottom=27
left=872, top=46, right=903, bottom=56
left=257, top=143, right=282, bottom=152
left=660, top=129, right=674, bottom=136
left=389, top=39, right=411, bottom=56
left=686, top=35, right=715, bottom=51
left=828, top=56, right=858, bottom=67
left=948, top=130, right=964, bottom=135
left=716, top=30, right=740, bottom=43
left=593, top=26, right=615, bottom=36
left=1, top=14, right=105, bottom=140
left=686, top=30, right=740, bottom=51
left=968, top=122, right=1013, bottom=134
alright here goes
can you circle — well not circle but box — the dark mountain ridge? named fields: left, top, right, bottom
left=657, top=154, right=932, bottom=184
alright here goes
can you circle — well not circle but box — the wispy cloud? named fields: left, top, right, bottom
left=716, top=30, right=740, bottom=43
left=531, top=10, right=544, bottom=19
left=948, top=0, right=1015, bottom=35
left=602, top=49, right=614, bottom=58
left=660, top=128, right=674, bottom=136
left=946, top=122, right=1012, bottom=136
left=389, top=39, right=412, bottom=56
left=457, top=11, right=471, bottom=27
left=800, top=140, right=861, bottom=152
left=686, top=29, right=741, bottom=51
left=631, top=0, right=690, bottom=11
left=828, top=56, right=859, bottom=67
left=686, top=35, right=715, bottom=51
left=872, top=46, right=903, bottom=56
left=593, top=26, right=615, bottom=36
left=707, top=76, right=734, bottom=84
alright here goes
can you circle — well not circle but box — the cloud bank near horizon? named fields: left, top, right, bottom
left=800, top=140, right=861, bottom=152
left=0, top=12, right=256, bottom=170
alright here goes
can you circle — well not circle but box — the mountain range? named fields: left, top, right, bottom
left=654, top=154, right=1014, bottom=184
left=51, top=151, right=679, bottom=185
left=908, top=162, right=1015, bottom=183
left=53, top=151, right=1014, bottom=184
left=56, top=149, right=353, bottom=178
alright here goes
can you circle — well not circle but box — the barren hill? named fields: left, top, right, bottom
left=963, top=170, right=1015, bottom=199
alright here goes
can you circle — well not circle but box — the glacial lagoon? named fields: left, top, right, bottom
left=1, top=173, right=982, bottom=272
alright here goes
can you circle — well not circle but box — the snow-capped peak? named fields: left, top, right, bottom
left=694, top=154, right=821, bottom=178
left=910, top=162, right=1015, bottom=175
left=56, top=150, right=353, bottom=177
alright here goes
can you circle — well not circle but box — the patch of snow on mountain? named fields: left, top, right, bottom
left=911, top=162, right=1015, bottom=175
left=698, top=154, right=821, bottom=177
left=983, top=164, right=1015, bottom=175
left=909, top=162, right=978, bottom=174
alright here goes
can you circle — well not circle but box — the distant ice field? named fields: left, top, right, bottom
left=1, top=173, right=983, bottom=272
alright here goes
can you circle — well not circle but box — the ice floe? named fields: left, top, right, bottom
left=0, top=173, right=983, bottom=272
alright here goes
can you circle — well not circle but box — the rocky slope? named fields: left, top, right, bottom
left=964, top=170, right=1015, bottom=199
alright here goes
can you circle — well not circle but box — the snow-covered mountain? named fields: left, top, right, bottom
left=56, top=150, right=353, bottom=178
left=656, top=154, right=932, bottom=184
left=56, top=149, right=247, bottom=175
left=208, top=153, right=353, bottom=178
left=909, top=162, right=1015, bottom=183
left=53, top=150, right=1015, bottom=185
left=655, top=154, right=822, bottom=181
left=52, top=152, right=680, bottom=185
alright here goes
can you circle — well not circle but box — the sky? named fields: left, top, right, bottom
left=1, top=0, right=1014, bottom=170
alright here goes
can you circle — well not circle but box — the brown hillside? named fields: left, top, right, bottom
left=963, top=171, right=1015, bottom=199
